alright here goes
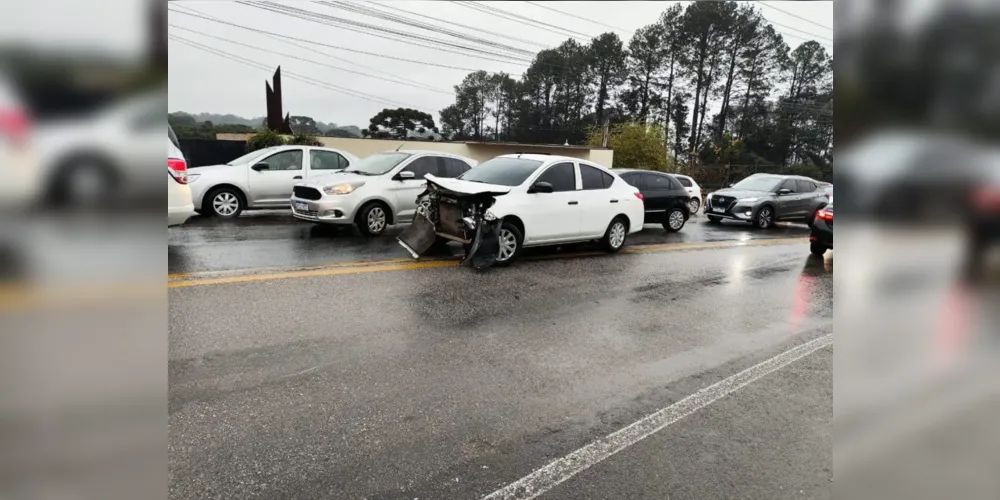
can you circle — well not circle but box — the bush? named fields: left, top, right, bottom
left=588, top=122, right=668, bottom=171
left=286, top=133, right=323, bottom=146
left=245, top=129, right=286, bottom=152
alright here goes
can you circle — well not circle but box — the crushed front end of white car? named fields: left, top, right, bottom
left=397, top=174, right=510, bottom=270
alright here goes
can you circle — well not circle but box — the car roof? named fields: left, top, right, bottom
left=498, top=153, right=579, bottom=163
left=386, top=149, right=472, bottom=160
left=611, top=168, right=675, bottom=176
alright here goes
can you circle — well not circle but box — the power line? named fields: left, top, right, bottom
left=239, top=1, right=536, bottom=66
left=450, top=1, right=593, bottom=43
left=171, top=2, right=448, bottom=93
left=318, top=0, right=540, bottom=56
left=361, top=0, right=553, bottom=50
left=169, top=24, right=456, bottom=96
left=168, top=34, right=437, bottom=113
left=767, top=18, right=833, bottom=42
left=756, top=1, right=833, bottom=32
left=167, top=7, right=485, bottom=72
left=522, top=1, right=631, bottom=35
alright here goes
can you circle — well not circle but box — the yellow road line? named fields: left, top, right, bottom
left=168, top=237, right=806, bottom=288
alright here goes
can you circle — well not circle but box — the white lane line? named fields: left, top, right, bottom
left=483, top=333, right=834, bottom=500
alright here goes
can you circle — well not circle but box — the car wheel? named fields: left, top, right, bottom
left=663, top=208, right=687, bottom=232
left=494, top=221, right=523, bottom=266
left=51, top=158, right=118, bottom=207
left=687, top=198, right=700, bottom=214
left=356, top=202, right=389, bottom=237
left=754, top=206, right=774, bottom=229
left=602, top=216, right=629, bottom=253
left=810, top=242, right=827, bottom=257
left=207, top=187, right=244, bottom=218
left=707, top=215, right=722, bottom=224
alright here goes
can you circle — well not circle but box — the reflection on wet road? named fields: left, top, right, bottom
left=168, top=215, right=832, bottom=500
left=168, top=210, right=812, bottom=274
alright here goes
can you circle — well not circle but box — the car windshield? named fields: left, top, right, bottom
left=731, top=175, right=782, bottom=192
left=227, top=147, right=280, bottom=166
left=344, top=152, right=412, bottom=176
left=459, top=157, right=544, bottom=186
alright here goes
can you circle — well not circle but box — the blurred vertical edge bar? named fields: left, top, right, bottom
left=835, top=1, right=1000, bottom=500
left=0, top=1, right=167, bottom=500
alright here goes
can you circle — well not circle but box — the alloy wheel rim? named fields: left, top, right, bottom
left=610, top=222, right=625, bottom=248
left=213, top=192, right=238, bottom=216
left=368, top=207, right=386, bottom=233
left=669, top=210, right=684, bottom=230
left=688, top=199, right=699, bottom=213
left=759, top=209, right=772, bottom=228
left=497, top=229, right=517, bottom=261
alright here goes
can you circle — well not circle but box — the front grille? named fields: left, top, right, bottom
left=293, top=186, right=322, bottom=200
left=712, top=195, right=735, bottom=208
left=295, top=208, right=318, bottom=218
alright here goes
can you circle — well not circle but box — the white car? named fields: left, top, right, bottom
left=289, top=150, right=477, bottom=236
left=673, top=174, right=703, bottom=214
left=398, top=154, right=645, bottom=266
left=34, top=91, right=164, bottom=207
left=188, top=144, right=360, bottom=217
left=168, top=125, right=194, bottom=227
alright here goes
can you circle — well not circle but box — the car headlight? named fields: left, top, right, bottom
left=323, top=182, right=365, bottom=195
left=738, top=197, right=759, bottom=203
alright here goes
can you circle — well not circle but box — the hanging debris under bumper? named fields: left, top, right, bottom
left=397, top=174, right=510, bottom=270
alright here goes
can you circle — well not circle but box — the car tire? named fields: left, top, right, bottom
left=707, top=215, right=722, bottom=224
left=601, top=216, right=629, bottom=253
left=356, top=202, right=389, bottom=237
left=754, top=205, right=775, bottom=229
left=494, top=221, right=523, bottom=266
left=50, top=156, right=118, bottom=208
left=687, top=198, right=700, bottom=214
left=663, top=208, right=687, bottom=232
left=206, top=187, right=244, bottom=218
left=810, top=242, right=827, bottom=257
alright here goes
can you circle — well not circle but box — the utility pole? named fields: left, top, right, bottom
left=601, top=118, right=610, bottom=148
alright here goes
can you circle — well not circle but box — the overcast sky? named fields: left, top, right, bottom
left=166, top=1, right=833, bottom=127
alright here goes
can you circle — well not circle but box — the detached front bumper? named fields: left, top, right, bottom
left=290, top=194, right=361, bottom=224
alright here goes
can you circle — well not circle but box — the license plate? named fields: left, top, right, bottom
left=294, top=202, right=309, bottom=211
left=712, top=207, right=725, bottom=213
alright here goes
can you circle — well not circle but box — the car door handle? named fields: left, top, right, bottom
left=293, top=176, right=302, bottom=179
left=568, top=201, right=578, bottom=205
left=610, top=199, right=618, bottom=203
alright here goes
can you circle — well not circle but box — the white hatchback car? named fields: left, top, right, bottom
left=167, top=125, right=194, bottom=227
left=398, top=154, right=645, bottom=266
left=673, top=174, right=703, bottom=214
left=189, top=144, right=360, bottom=217
left=289, top=150, right=477, bottom=236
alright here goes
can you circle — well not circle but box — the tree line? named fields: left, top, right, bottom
left=437, top=1, right=832, bottom=174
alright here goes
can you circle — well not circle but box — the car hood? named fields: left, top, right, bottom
left=423, top=174, right=511, bottom=197
left=709, top=188, right=771, bottom=199
left=298, top=171, right=369, bottom=187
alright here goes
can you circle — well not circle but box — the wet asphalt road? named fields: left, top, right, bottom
left=168, top=210, right=812, bottom=274
left=168, top=210, right=831, bottom=499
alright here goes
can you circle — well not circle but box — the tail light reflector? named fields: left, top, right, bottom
left=634, top=192, right=644, bottom=202
left=168, top=158, right=188, bottom=184
left=973, top=187, right=1000, bottom=211
left=0, top=108, right=30, bottom=145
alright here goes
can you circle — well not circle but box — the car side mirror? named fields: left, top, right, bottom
left=397, top=171, right=416, bottom=180
left=777, top=188, right=791, bottom=195
left=251, top=163, right=269, bottom=172
left=529, top=181, right=554, bottom=194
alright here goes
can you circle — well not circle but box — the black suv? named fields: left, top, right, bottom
left=613, top=169, right=691, bottom=232
left=705, top=174, right=829, bottom=229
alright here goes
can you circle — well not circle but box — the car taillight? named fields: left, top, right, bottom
left=634, top=192, right=644, bottom=201
left=168, top=158, right=188, bottom=184
left=818, top=208, right=833, bottom=221
left=824, top=193, right=831, bottom=199
left=973, top=187, right=1000, bottom=211
left=0, top=108, right=30, bottom=145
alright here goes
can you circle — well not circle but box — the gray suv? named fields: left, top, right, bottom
left=705, top=174, right=830, bottom=229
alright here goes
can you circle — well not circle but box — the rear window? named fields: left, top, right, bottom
left=460, top=157, right=544, bottom=186
left=677, top=176, right=693, bottom=187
